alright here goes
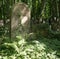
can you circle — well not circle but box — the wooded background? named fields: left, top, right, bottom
left=0, top=0, right=60, bottom=39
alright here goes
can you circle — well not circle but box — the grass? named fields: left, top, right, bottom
left=0, top=33, right=60, bottom=59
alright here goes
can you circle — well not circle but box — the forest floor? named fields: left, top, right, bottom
left=0, top=33, right=60, bottom=59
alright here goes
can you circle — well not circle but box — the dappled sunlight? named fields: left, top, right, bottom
left=0, top=0, right=60, bottom=59
left=16, top=34, right=59, bottom=59
left=0, top=34, right=60, bottom=59
left=0, top=29, right=60, bottom=59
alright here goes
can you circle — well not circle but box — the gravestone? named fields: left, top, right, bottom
left=11, top=3, right=30, bottom=38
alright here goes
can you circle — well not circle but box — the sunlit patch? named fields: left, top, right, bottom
left=0, top=20, right=4, bottom=26
left=21, top=16, right=28, bottom=25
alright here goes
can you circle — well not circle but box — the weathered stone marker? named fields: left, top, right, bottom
left=11, top=3, right=30, bottom=38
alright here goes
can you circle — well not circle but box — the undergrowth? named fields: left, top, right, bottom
left=0, top=33, right=60, bottom=59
